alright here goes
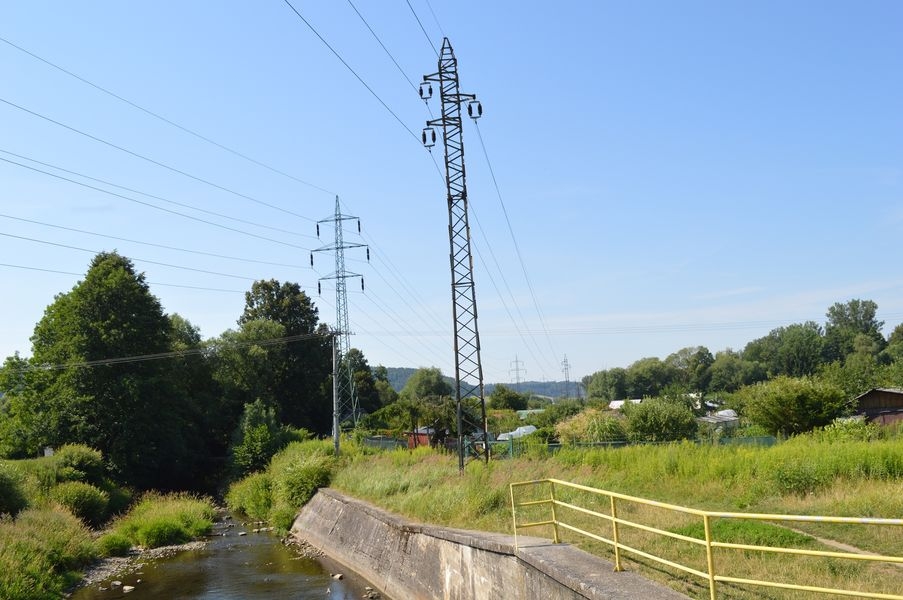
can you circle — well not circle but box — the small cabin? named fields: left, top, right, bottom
left=854, top=388, right=903, bottom=425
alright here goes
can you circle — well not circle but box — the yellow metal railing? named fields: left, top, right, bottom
left=509, top=478, right=903, bottom=600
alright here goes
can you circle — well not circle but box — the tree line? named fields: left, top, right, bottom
left=0, top=252, right=394, bottom=490
left=582, top=298, right=902, bottom=401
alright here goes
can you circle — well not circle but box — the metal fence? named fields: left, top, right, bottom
left=509, top=478, right=903, bottom=600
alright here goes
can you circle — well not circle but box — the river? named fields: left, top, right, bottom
left=71, top=519, right=389, bottom=600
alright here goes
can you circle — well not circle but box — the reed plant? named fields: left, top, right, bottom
left=0, top=506, right=96, bottom=600
left=108, top=492, right=214, bottom=548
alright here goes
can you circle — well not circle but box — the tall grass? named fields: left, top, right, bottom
left=330, top=432, right=903, bottom=599
left=108, top=492, right=214, bottom=548
left=0, top=506, right=96, bottom=599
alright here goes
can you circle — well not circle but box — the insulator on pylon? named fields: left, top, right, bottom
left=467, top=100, right=483, bottom=119
left=316, top=224, right=320, bottom=238
left=366, top=247, right=370, bottom=261
left=361, top=278, right=365, bottom=291
left=419, top=81, right=433, bottom=101
left=317, top=282, right=321, bottom=295
left=309, top=253, right=313, bottom=267
left=357, top=220, right=361, bottom=233
left=422, top=127, right=437, bottom=148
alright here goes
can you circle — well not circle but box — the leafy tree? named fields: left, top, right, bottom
left=624, top=357, right=680, bottom=398
left=775, top=322, right=825, bottom=377
left=622, top=398, right=698, bottom=442
left=880, top=323, right=903, bottom=364
left=372, top=365, right=399, bottom=407
left=585, top=367, right=628, bottom=402
left=708, top=350, right=766, bottom=392
left=488, top=384, right=528, bottom=411
left=229, top=399, right=308, bottom=478
left=238, top=280, right=332, bottom=434
left=823, top=299, right=885, bottom=363
left=213, top=319, right=287, bottom=427
left=399, top=367, right=453, bottom=401
left=342, top=348, right=381, bottom=416
left=735, top=376, right=847, bottom=437
left=744, top=322, right=825, bottom=377
left=666, top=346, right=714, bottom=392
left=5, top=252, right=199, bottom=488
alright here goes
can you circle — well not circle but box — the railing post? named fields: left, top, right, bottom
left=703, top=514, right=717, bottom=600
left=610, top=495, right=623, bottom=571
left=549, top=481, right=560, bottom=543
left=509, top=483, right=519, bottom=551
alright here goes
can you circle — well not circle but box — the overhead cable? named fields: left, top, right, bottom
left=0, top=262, right=243, bottom=293
left=0, top=96, right=314, bottom=221
left=0, top=213, right=305, bottom=270
left=281, top=0, right=420, bottom=143
left=0, top=155, right=312, bottom=251
left=0, top=148, right=315, bottom=241
left=0, top=35, right=334, bottom=196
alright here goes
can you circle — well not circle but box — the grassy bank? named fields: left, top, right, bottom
left=318, top=434, right=903, bottom=599
left=0, top=445, right=214, bottom=597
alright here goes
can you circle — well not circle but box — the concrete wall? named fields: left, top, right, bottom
left=291, top=489, right=689, bottom=600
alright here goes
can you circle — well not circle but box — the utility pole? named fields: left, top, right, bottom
left=561, top=355, right=572, bottom=400
left=311, top=196, right=369, bottom=453
left=421, top=38, right=488, bottom=470
left=509, top=356, right=525, bottom=393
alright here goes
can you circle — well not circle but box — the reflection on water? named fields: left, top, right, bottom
left=72, top=520, right=387, bottom=600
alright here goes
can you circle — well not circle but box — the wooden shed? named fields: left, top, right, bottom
left=854, top=388, right=903, bottom=425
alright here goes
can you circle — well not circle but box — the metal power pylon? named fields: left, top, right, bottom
left=311, top=196, right=368, bottom=451
left=421, top=38, right=488, bottom=470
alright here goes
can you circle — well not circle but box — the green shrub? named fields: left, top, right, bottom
left=55, top=445, right=105, bottom=486
left=623, top=398, right=698, bottom=442
left=49, top=481, right=109, bottom=527
left=0, top=507, right=96, bottom=599
left=0, top=464, right=27, bottom=516
left=113, top=493, right=213, bottom=548
left=225, top=472, right=272, bottom=520
left=95, top=532, right=132, bottom=557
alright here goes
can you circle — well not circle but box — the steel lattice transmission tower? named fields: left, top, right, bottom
left=421, top=38, right=489, bottom=470
left=311, top=196, right=368, bottom=446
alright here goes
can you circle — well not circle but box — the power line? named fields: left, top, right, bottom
left=13, top=331, right=331, bottom=373
left=0, top=35, right=334, bottom=196
left=281, top=0, right=420, bottom=143
left=346, top=0, right=419, bottom=94
left=0, top=96, right=315, bottom=222
left=0, top=148, right=315, bottom=241
left=473, top=120, right=561, bottom=366
left=0, top=262, right=244, bottom=293
left=0, top=231, right=261, bottom=282
left=404, top=0, right=439, bottom=56
left=0, top=213, right=305, bottom=270
left=0, top=155, right=313, bottom=251
left=423, top=0, right=446, bottom=38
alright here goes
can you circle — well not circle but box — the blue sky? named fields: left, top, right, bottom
left=1, top=1, right=901, bottom=384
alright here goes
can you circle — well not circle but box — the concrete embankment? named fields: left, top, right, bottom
left=291, top=488, right=690, bottom=600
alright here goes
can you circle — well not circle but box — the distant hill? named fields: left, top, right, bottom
left=385, top=367, right=583, bottom=399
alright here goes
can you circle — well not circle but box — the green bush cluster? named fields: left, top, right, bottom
left=0, top=463, right=26, bottom=515
left=111, top=492, right=214, bottom=548
left=0, top=507, right=96, bottom=600
left=48, top=481, right=109, bottom=527
left=226, top=439, right=336, bottom=532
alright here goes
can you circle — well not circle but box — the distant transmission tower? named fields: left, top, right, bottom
left=311, top=196, right=369, bottom=450
left=561, top=355, right=572, bottom=399
left=421, top=38, right=488, bottom=470
left=510, top=356, right=525, bottom=392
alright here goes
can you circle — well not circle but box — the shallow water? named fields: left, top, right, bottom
left=71, top=520, right=387, bottom=600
